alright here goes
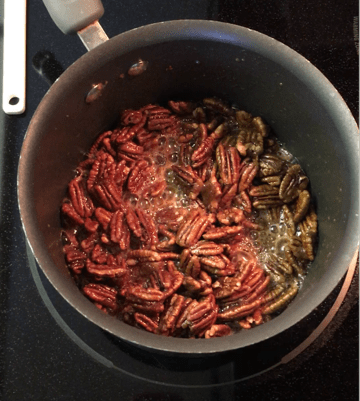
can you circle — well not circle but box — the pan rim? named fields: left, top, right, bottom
left=18, top=19, right=359, bottom=354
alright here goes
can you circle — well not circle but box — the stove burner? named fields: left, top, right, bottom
left=26, top=243, right=358, bottom=387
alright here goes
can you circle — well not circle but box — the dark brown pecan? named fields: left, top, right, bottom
left=203, top=97, right=233, bottom=116
left=279, top=164, right=309, bottom=203
left=94, top=207, right=112, bottom=230
left=293, top=190, right=311, bottom=224
left=258, top=154, right=285, bottom=177
left=299, top=207, right=317, bottom=261
left=83, top=283, right=118, bottom=310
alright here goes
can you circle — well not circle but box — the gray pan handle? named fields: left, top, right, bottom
left=42, top=0, right=104, bottom=35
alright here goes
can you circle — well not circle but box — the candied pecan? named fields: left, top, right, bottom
left=68, top=177, right=94, bottom=218
left=83, top=283, right=118, bottom=310
left=191, top=123, right=227, bottom=168
left=62, top=202, right=84, bottom=225
left=258, top=154, right=285, bottom=177
left=279, top=164, right=309, bottom=203
left=109, top=210, right=130, bottom=250
left=299, top=207, right=317, bottom=261
left=204, top=324, right=233, bottom=338
left=238, top=160, right=258, bottom=192
left=216, top=143, right=241, bottom=185
left=179, top=249, right=201, bottom=278
left=158, top=294, right=187, bottom=335
left=219, top=183, right=238, bottom=209
left=213, top=276, right=243, bottom=300
left=135, top=208, right=159, bottom=248
left=64, top=246, right=87, bottom=274
left=111, top=126, right=136, bottom=144
left=233, top=190, right=252, bottom=213
left=134, top=313, right=159, bottom=334
left=127, top=159, right=150, bottom=194
left=293, top=190, right=311, bottom=224
left=94, top=207, right=112, bottom=230
left=203, top=97, right=233, bottom=116
left=176, top=209, right=210, bottom=247
left=172, top=165, right=204, bottom=199
left=216, top=207, right=244, bottom=226
left=86, top=257, right=127, bottom=278
left=168, top=100, right=195, bottom=115
left=261, top=175, right=282, bottom=186
left=121, top=109, right=144, bottom=125
left=217, top=299, right=262, bottom=321
left=117, top=142, right=144, bottom=162
left=156, top=225, right=176, bottom=251
left=203, top=225, right=243, bottom=241
left=200, top=166, right=222, bottom=212
left=190, top=241, right=224, bottom=256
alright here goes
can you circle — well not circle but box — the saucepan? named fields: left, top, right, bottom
left=17, top=0, right=359, bottom=354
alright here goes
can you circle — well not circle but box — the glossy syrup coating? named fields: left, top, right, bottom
left=61, top=98, right=317, bottom=338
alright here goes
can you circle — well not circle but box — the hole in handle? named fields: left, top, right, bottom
left=9, top=96, right=20, bottom=106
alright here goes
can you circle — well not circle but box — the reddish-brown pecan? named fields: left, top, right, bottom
left=238, top=160, right=259, bottom=192
left=191, top=123, right=227, bottom=168
left=216, top=143, right=242, bottom=185
left=83, top=283, right=118, bottom=310
left=204, top=324, right=233, bottom=338
left=117, top=142, right=144, bottom=162
left=127, top=159, right=150, bottom=194
left=86, top=256, right=127, bottom=278
left=176, top=209, right=210, bottom=247
left=183, top=295, right=219, bottom=336
left=216, top=207, right=244, bottom=226
left=135, top=208, right=159, bottom=248
left=213, top=276, right=243, bottom=300
left=109, top=210, right=130, bottom=250
left=218, top=183, right=238, bottom=209
left=62, top=202, right=84, bottom=225
left=172, top=165, right=204, bottom=199
left=203, top=225, right=243, bottom=241
left=68, top=177, right=94, bottom=218
left=94, top=207, right=112, bottom=230
left=134, top=313, right=159, bottom=334
left=200, top=166, right=222, bottom=212
left=179, top=249, right=201, bottom=278
left=168, top=100, right=195, bottom=115
left=190, top=241, right=224, bottom=256
left=158, top=293, right=187, bottom=335
left=233, top=190, right=252, bottom=213
left=156, top=225, right=176, bottom=251
left=217, top=299, right=262, bottom=321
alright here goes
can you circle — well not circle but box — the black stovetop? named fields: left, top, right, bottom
left=0, top=1, right=358, bottom=400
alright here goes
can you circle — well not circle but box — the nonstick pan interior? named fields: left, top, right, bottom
left=18, top=21, right=359, bottom=354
